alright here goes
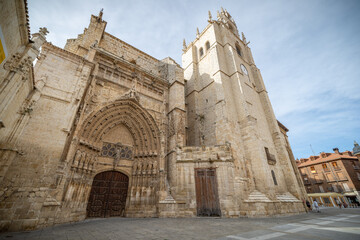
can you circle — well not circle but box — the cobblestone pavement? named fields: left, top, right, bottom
left=1, top=208, right=360, bottom=240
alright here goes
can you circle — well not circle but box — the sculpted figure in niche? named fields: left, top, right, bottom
left=152, top=161, right=157, bottom=174
left=132, top=162, right=137, bottom=175
left=73, top=150, right=82, bottom=168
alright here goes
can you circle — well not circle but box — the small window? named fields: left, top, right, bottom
left=235, top=44, right=242, bottom=56
left=332, top=162, right=338, bottom=168
left=322, top=164, right=328, bottom=169
left=310, top=166, right=316, bottom=173
left=199, top=47, right=204, bottom=57
left=271, top=170, right=278, bottom=185
left=205, top=41, right=210, bottom=51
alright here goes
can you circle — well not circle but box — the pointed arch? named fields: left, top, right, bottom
left=79, top=99, right=161, bottom=155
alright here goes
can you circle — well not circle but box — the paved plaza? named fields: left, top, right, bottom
left=1, top=208, right=359, bottom=240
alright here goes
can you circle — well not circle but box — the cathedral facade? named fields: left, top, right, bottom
left=0, top=6, right=306, bottom=231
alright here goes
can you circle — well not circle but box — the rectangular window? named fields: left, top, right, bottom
left=326, top=173, right=334, bottom=182
left=332, top=162, right=339, bottom=168
left=322, top=163, right=328, bottom=170
left=336, top=172, right=346, bottom=181
left=319, top=185, right=325, bottom=193
left=310, top=166, right=316, bottom=173
left=264, top=147, right=276, bottom=164
left=271, top=170, right=278, bottom=186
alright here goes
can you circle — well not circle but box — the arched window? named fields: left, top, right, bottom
left=235, top=44, right=242, bottom=56
left=199, top=47, right=204, bottom=57
left=271, top=170, right=278, bottom=185
left=205, top=41, right=210, bottom=51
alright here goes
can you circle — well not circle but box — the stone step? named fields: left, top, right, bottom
left=276, top=192, right=300, bottom=202
left=245, top=190, right=272, bottom=202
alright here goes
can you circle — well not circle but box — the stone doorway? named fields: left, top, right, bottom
left=87, top=171, right=129, bottom=218
left=195, top=168, right=221, bottom=216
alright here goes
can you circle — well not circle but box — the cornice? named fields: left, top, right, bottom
left=42, top=42, right=94, bottom=67
left=103, top=32, right=159, bottom=63
left=95, top=47, right=169, bottom=87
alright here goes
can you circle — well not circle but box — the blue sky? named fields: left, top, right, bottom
left=28, top=0, right=360, bottom=159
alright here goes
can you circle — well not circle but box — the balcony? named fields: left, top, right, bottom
left=314, top=179, right=323, bottom=184
left=326, top=179, right=337, bottom=183
left=333, top=167, right=341, bottom=171
left=326, top=177, right=348, bottom=183
left=323, top=168, right=331, bottom=172
left=343, top=188, right=356, bottom=192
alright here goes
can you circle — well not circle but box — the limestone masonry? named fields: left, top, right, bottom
left=0, top=4, right=307, bottom=231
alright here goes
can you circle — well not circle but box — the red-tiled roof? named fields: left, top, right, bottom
left=296, top=152, right=358, bottom=167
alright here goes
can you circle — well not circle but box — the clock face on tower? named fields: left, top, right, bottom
left=240, top=64, right=248, bottom=75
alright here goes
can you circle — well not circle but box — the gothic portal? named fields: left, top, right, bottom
left=0, top=7, right=307, bottom=231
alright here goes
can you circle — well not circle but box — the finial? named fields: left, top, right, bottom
left=242, top=32, right=247, bottom=42
left=217, top=10, right=220, bottom=20
left=196, top=28, right=200, bottom=37
left=208, top=11, right=212, bottom=21
left=242, top=32, right=250, bottom=46
left=221, top=7, right=225, bottom=13
left=183, top=39, right=187, bottom=51
left=99, top=8, right=104, bottom=20
left=39, top=27, right=49, bottom=36
left=355, top=140, right=359, bottom=146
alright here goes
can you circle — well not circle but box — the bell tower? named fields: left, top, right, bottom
left=182, top=7, right=306, bottom=209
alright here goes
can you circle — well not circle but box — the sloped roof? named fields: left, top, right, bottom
left=296, top=152, right=357, bottom=167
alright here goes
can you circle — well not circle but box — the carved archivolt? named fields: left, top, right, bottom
left=80, top=99, right=160, bottom=156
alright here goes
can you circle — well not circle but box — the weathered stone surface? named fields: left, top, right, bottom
left=0, top=7, right=306, bottom=232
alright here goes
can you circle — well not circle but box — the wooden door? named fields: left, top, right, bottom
left=195, top=168, right=221, bottom=216
left=87, top=171, right=129, bottom=218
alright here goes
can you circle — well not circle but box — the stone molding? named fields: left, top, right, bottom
left=176, top=144, right=233, bottom=163
left=42, top=42, right=94, bottom=67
